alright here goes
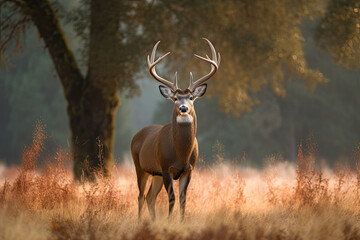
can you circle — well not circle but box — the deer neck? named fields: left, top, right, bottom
left=171, top=108, right=197, bottom=162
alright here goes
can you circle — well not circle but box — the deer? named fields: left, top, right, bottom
left=131, top=38, right=220, bottom=220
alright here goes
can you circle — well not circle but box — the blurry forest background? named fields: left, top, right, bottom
left=0, top=0, right=359, bottom=168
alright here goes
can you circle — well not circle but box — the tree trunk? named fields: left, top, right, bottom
left=70, top=84, right=119, bottom=180
left=23, top=0, right=122, bottom=180
left=71, top=0, right=122, bottom=180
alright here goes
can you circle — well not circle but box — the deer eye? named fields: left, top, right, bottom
left=190, top=96, right=193, bottom=100
left=174, top=97, right=178, bottom=101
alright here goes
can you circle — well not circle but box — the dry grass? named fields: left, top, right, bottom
left=1, top=125, right=360, bottom=239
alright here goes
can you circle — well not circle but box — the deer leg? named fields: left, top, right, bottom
left=136, top=170, right=149, bottom=220
left=146, top=176, right=163, bottom=220
left=163, top=172, right=175, bottom=218
left=179, top=170, right=192, bottom=220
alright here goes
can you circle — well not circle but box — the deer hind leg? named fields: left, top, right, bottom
left=146, top=176, right=163, bottom=220
left=136, top=169, right=149, bottom=220
left=163, top=172, right=175, bottom=218
left=179, top=170, right=192, bottom=220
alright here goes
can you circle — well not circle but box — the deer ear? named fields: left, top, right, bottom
left=159, top=85, right=174, bottom=99
left=192, top=84, right=207, bottom=98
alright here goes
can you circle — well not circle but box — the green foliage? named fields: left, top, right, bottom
left=316, top=0, right=360, bottom=70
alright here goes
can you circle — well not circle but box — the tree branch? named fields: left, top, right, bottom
left=0, top=16, right=28, bottom=50
left=22, top=0, right=84, bottom=104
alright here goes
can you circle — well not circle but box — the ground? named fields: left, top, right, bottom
left=1, top=144, right=360, bottom=240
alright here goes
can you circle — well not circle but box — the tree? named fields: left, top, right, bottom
left=2, top=0, right=358, bottom=178
left=146, top=0, right=360, bottom=166
left=316, top=0, right=360, bottom=70
left=151, top=18, right=360, bottom=166
left=141, top=0, right=328, bottom=115
left=0, top=0, right=145, bottom=180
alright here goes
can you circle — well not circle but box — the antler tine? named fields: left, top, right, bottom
left=188, top=38, right=220, bottom=91
left=205, top=38, right=217, bottom=62
left=151, top=41, right=160, bottom=63
left=174, top=72, right=178, bottom=89
left=147, top=41, right=178, bottom=91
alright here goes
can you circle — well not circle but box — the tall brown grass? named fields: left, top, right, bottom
left=1, top=125, right=360, bottom=239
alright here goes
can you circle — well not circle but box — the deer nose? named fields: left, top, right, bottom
left=179, top=105, right=188, bottom=113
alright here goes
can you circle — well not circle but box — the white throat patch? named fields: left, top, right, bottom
left=176, top=114, right=193, bottom=123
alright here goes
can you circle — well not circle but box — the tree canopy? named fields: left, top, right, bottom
left=140, top=0, right=328, bottom=115
left=316, top=0, right=360, bottom=70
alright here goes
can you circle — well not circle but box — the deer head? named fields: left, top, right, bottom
left=147, top=38, right=221, bottom=123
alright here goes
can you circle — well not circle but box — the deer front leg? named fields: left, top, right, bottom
left=163, top=171, right=175, bottom=218
left=179, top=170, right=192, bottom=220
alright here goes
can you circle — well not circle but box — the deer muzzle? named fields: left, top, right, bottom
left=179, top=105, right=189, bottom=114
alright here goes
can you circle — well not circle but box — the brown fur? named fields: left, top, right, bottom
left=131, top=94, right=199, bottom=220
left=133, top=38, right=219, bottom=220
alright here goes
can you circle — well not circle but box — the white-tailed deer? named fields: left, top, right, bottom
left=131, top=38, right=220, bottom=220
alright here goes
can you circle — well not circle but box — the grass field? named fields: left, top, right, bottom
left=1, top=125, right=360, bottom=240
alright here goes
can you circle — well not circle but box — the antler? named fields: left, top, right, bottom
left=147, top=41, right=178, bottom=91
left=188, top=38, right=221, bottom=92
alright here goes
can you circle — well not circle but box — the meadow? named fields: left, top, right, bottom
left=1, top=125, right=360, bottom=240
